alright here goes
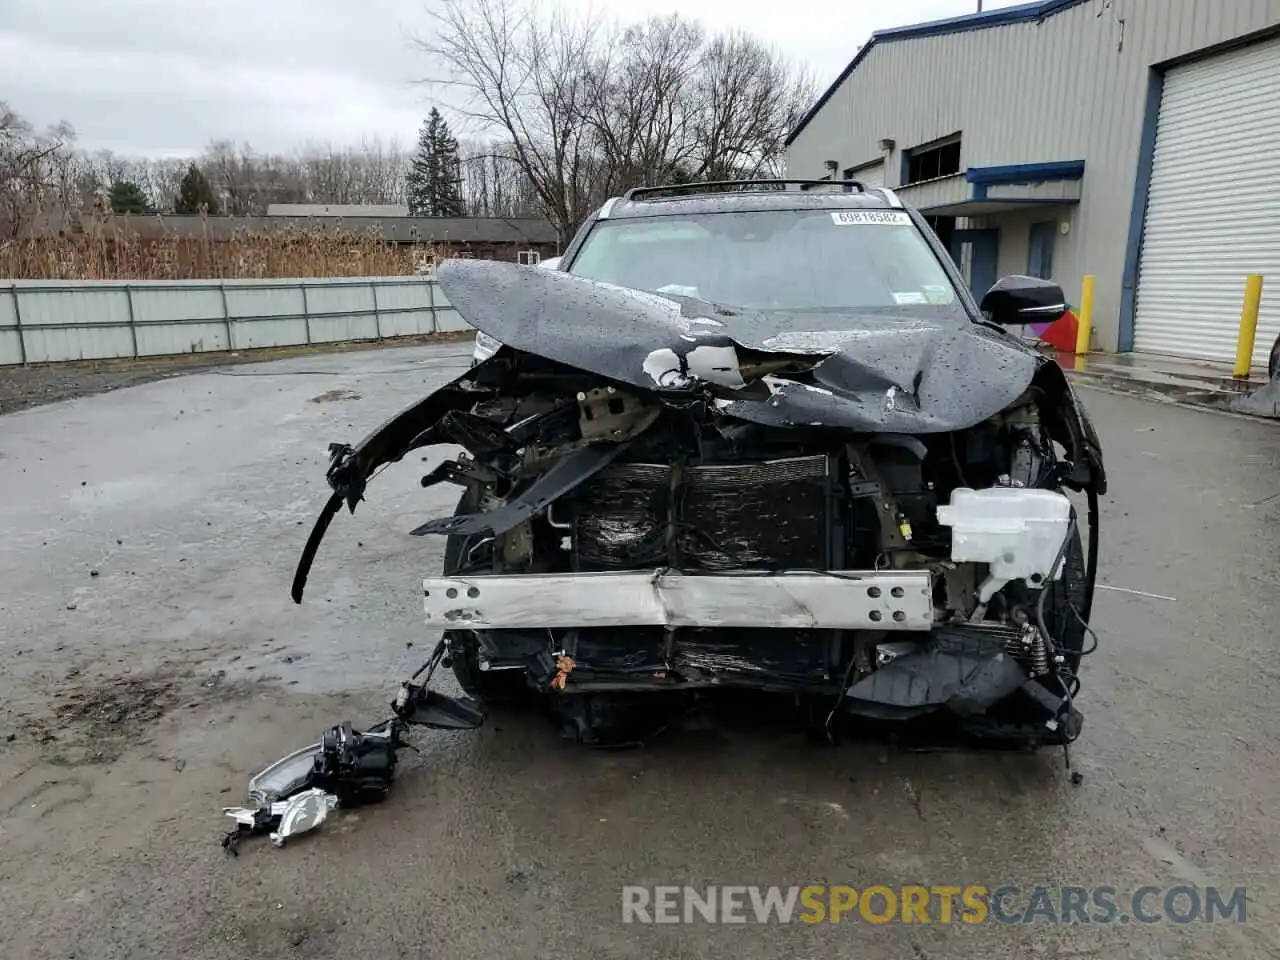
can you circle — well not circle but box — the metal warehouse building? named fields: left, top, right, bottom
left=786, top=0, right=1280, bottom=366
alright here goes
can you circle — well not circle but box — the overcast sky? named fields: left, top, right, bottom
left=0, top=0, right=1026, bottom=157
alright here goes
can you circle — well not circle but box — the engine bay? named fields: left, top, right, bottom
left=383, top=352, right=1100, bottom=747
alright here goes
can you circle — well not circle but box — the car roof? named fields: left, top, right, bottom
left=602, top=181, right=903, bottom=220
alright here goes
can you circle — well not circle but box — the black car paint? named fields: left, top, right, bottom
left=979, top=274, right=1070, bottom=326
left=291, top=200, right=1106, bottom=601
left=441, top=258, right=1042, bottom=434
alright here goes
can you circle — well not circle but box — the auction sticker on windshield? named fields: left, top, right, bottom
left=830, top=210, right=912, bottom=226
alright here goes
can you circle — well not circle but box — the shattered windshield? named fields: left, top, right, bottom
left=568, top=208, right=963, bottom=315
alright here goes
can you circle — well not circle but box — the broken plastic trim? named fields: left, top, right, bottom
left=220, top=640, right=486, bottom=854
left=291, top=379, right=483, bottom=602
left=842, top=624, right=1028, bottom=719
left=410, top=441, right=631, bottom=538
left=223, top=788, right=338, bottom=848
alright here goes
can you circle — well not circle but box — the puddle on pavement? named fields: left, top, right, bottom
left=309, top=389, right=362, bottom=403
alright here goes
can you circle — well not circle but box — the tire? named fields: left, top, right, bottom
left=1268, top=332, right=1279, bottom=382
left=441, top=486, right=526, bottom=703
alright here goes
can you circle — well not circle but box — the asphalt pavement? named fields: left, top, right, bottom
left=1, top=342, right=1277, bottom=959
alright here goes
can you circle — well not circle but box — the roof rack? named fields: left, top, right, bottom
left=623, top=179, right=866, bottom=202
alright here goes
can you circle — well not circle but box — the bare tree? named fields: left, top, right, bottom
left=202, top=140, right=250, bottom=215
left=412, top=0, right=815, bottom=241
left=298, top=143, right=357, bottom=204
left=0, top=103, right=77, bottom=238
left=413, top=0, right=607, bottom=243
left=356, top=136, right=409, bottom=204
left=457, top=139, right=539, bottom=217
left=586, top=15, right=705, bottom=194
left=3, top=9, right=812, bottom=237
left=5, top=103, right=494, bottom=229
left=146, top=157, right=193, bottom=211
left=74, top=152, right=190, bottom=213
left=687, top=30, right=815, bottom=181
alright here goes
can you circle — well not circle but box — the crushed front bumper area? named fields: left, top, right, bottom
left=422, top=569, right=934, bottom=631
left=427, top=569, right=1083, bottom=747
left=843, top=622, right=1083, bottom=746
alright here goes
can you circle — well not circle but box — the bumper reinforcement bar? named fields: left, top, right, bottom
left=422, top=569, right=934, bottom=630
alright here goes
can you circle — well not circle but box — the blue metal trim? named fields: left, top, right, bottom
left=952, top=196, right=1082, bottom=207
left=785, top=0, right=1091, bottom=147
left=876, top=0, right=1085, bottom=42
left=1118, top=70, right=1164, bottom=353
left=965, top=160, right=1086, bottom=185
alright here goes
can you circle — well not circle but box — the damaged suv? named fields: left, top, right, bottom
left=292, top=179, right=1106, bottom=749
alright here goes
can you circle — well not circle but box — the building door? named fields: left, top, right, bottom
left=1028, top=221, right=1056, bottom=279
left=926, top=215, right=956, bottom=253
left=1134, top=34, right=1280, bottom=365
left=950, top=229, right=999, bottom=300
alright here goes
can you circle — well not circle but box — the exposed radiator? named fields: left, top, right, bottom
left=572, top=454, right=831, bottom=571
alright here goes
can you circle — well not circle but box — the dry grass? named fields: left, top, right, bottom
left=1, top=213, right=441, bottom=280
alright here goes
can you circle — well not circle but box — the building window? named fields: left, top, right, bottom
left=1028, top=221, right=1057, bottom=279
left=518, top=249, right=542, bottom=266
left=903, top=135, right=961, bottom=185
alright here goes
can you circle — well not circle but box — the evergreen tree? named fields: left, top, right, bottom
left=175, top=164, right=219, bottom=215
left=108, top=180, right=151, bottom=214
left=435, top=121, right=465, bottom=216
left=406, top=108, right=465, bottom=216
left=406, top=119, right=433, bottom=216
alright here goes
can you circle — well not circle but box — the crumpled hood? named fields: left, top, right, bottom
left=438, top=258, right=1047, bottom=433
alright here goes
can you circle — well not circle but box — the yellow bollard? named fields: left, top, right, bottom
left=1074, top=274, right=1095, bottom=355
left=1232, top=274, right=1264, bottom=379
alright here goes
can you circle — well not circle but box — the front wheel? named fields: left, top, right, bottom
left=441, top=487, right=526, bottom=703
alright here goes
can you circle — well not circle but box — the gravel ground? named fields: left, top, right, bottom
left=0, top=332, right=472, bottom=415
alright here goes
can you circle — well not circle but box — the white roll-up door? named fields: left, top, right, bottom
left=848, top=162, right=885, bottom=189
left=1133, top=35, right=1280, bottom=367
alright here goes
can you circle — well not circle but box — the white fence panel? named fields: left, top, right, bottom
left=131, top=282, right=230, bottom=355
left=0, top=275, right=482, bottom=366
left=223, top=282, right=308, bottom=350
left=15, top=282, right=135, bottom=362
left=429, top=283, right=469, bottom=332
left=302, top=279, right=379, bottom=343
left=0, top=287, right=22, bottom=365
left=375, top=278, right=437, bottom=337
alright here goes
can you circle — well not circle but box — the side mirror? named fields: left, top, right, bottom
left=980, top=275, right=1067, bottom=326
